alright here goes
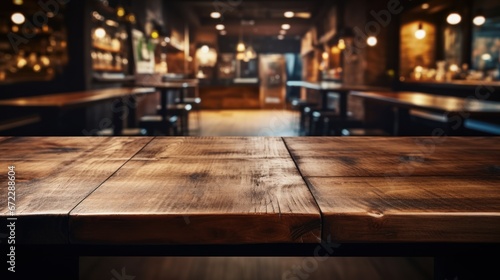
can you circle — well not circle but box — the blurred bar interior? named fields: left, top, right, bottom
left=0, top=0, right=499, bottom=136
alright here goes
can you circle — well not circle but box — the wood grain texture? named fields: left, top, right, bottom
left=285, top=137, right=500, bottom=243
left=284, top=137, right=500, bottom=177
left=0, top=137, right=152, bottom=243
left=308, top=176, right=500, bottom=242
left=70, top=137, right=321, bottom=244
left=0, top=87, right=156, bottom=108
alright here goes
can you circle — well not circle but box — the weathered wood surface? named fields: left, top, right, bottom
left=284, top=137, right=500, bottom=177
left=284, top=137, right=500, bottom=243
left=70, top=137, right=321, bottom=244
left=0, top=137, right=152, bottom=243
left=2, top=136, right=499, bottom=245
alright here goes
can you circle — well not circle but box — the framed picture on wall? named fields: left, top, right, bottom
left=131, top=29, right=155, bottom=74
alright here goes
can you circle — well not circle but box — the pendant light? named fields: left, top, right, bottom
left=415, top=22, right=426, bottom=39
left=236, top=23, right=246, bottom=60
left=473, top=9, right=486, bottom=26
left=447, top=12, right=461, bottom=25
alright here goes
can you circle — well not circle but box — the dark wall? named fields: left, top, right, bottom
left=218, top=36, right=301, bottom=54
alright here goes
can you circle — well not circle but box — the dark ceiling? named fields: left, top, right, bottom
left=167, top=0, right=328, bottom=38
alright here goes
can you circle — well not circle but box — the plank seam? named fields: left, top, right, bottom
left=66, top=136, right=156, bottom=243
left=281, top=137, right=324, bottom=241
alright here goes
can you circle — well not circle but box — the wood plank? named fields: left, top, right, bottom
left=307, top=176, right=500, bottom=242
left=284, top=137, right=500, bottom=177
left=70, top=137, right=321, bottom=244
left=0, top=137, right=152, bottom=243
left=132, top=137, right=291, bottom=159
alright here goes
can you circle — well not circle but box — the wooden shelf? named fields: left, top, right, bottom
left=92, top=65, right=124, bottom=72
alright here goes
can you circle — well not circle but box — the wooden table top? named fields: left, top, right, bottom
left=0, top=87, right=156, bottom=108
left=351, top=91, right=500, bottom=114
left=137, top=81, right=199, bottom=89
left=284, top=137, right=500, bottom=243
left=286, top=81, right=390, bottom=92
left=70, top=137, right=321, bottom=244
left=0, top=137, right=152, bottom=243
left=1, top=137, right=499, bottom=245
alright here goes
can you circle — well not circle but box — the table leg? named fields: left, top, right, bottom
left=160, top=88, right=168, bottom=121
left=392, top=107, right=411, bottom=136
left=127, top=96, right=137, bottom=128
left=445, top=112, right=467, bottom=136
left=112, top=99, right=124, bottom=136
left=321, top=90, right=329, bottom=110
left=339, top=91, right=348, bottom=131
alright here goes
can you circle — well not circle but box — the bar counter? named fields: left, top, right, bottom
left=1, top=136, right=499, bottom=247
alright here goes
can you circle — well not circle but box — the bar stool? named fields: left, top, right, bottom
left=290, top=100, right=319, bottom=136
left=139, top=115, right=179, bottom=136
left=154, top=103, right=192, bottom=135
left=309, top=110, right=366, bottom=136
left=174, top=97, right=201, bottom=135
left=309, top=110, right=337, bottom=136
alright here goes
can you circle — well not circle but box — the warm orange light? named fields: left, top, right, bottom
left=116, top=6, right=125, bottom=17
left=338, top=39, right=346, bottom=50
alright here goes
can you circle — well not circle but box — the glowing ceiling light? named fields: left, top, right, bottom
left=473, top=15, right=486, bottom=26
left=421, top=3, right=429, bottom=10
left=281, top=24, right=291, bottom=30
left=415, top=23, right=426, bottom=39
left=237, top=42, right=246, bottom=52
left=211, top=12, right=221, bottom=19
left=284, top=11, right=294, bottom=18
left=11, top=13, right=25, bottom=24
left=216, top=24, right=225, bottom=30
left=367, top=36, right=377, bottom=46
left=447, top=13, right=461, bottom=25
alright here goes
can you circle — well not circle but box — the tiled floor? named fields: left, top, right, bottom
left=190, top=110, right=299, bottom=136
